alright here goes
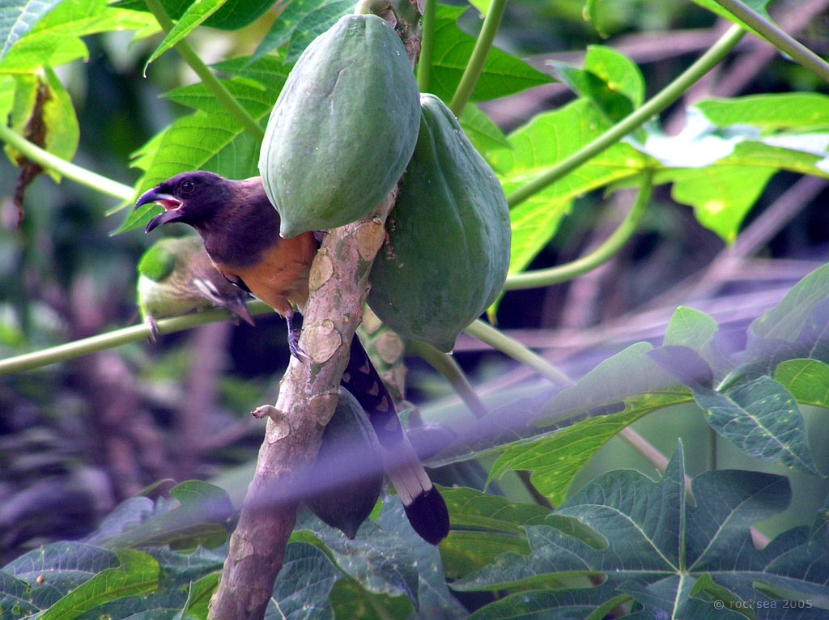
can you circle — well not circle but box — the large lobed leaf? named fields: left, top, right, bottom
left=455, top=445, right=829, bottom=619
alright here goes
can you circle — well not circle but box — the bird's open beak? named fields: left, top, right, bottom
left=136, top=188, right=184, bottom=233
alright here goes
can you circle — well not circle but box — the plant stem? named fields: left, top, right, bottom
left=143, top=0, right=265, bottom=142
left=505, top=24, right=745, bottom=209
left=505, top=169, right=653, bottom=290
left=407, top=340, right=488, bottom=418
left=416, top=0, right=436, bottom=93
left=448, top=0, right=508, bottom=116
left=711, top=0, right=829, bottom=84
left=0, top=302, right=274, bottom=376
left=0, top=124, right=134, bottom=200
left=465, top=319, right=574, bottom=387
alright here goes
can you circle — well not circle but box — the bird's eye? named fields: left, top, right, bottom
left=181, top=180, right=195, bottom=193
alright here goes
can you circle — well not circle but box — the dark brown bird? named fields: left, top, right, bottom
left=135, top=171, right=449, bottom=545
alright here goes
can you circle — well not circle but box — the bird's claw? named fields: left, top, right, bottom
left=288, top=328, right=310, bottom=363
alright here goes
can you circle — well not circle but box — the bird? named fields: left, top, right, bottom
left=135, top=171, right=450, bottom=545
left=137, top=235, right=254, bottom=339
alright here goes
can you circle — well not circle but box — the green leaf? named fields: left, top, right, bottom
left=488, top=343, right=691, bottom=505
left=636, top=94, right=829, bottom=243
left=460, top=103, right=510, bottom=155
left=697, top=93, right=829, bottom=131
left=251, top=0, right=351, bottom=64
left=115, top=0, right=275, bottom=30
left=693, top=376, right=817, bottom=474
left=39, top=549, right=159, bottom=620
left=284, top=0, right=354, bottom=63
left=0, top=0, right=63, bottom=61
left=439, top=487, right=550, bottom=578
left=551, top=45, right=644, bottom=122
left=296, top=494, right=466, bottom=615
left=455, top=445, right=829, bottom=618
left=749, top=262, right=829, bottom=343
left=5, top=69, right=76, bottom=173
left=145, top=0, right=228, bottom=69
left=0, top=0, right=158, bottom=72
left=663, top=163, right=776, bottom=245
left=427, top=5, right=552, bottom=104
left=177, top=572, right=220, bottom=620
left=775, top=359, right=829, bottom=408
left=663, top=306, right=733, bottom=379
left=496, top=99, right=650, bottom=275
left=267, top=542, right=341, bottom=619
left=92, top=481, right=233, bottom=550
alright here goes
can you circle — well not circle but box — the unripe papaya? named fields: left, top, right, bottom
left=367, top=94, right=511, bottom=352
left=259, top=13, right=420, bottom=238
left=306, top=387, right=383, bottom=539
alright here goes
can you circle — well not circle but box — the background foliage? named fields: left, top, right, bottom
left=2, top=0, right=829, bottom=618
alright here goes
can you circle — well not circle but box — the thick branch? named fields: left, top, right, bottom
left=208, top=195, right=394, bottom=619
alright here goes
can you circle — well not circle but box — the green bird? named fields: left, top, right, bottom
left=137, top=236, right=255, bottom=339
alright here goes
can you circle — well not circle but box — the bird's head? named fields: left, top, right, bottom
left=136, top=171, right=233, bottom=233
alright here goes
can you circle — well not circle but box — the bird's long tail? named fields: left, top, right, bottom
left=341, top=337, right=450, bottom=545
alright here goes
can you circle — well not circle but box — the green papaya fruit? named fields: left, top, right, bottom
left=305, top=387, right=383, bottom=539
left=259, top=13, right=420, bottom=238
left=367, top=94, right=511, bottom=352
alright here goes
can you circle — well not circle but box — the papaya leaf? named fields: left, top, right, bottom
left=697, top=93, right=829, bottom=131
left=284, top=0, right=354, bottom=63
left=663, top=305, right=734, bottom=380
left=266, top=542, right=341, bottom=620
left=0, top=540, right=227, bottom=618
left=550, top=45, right=645, bottom=122
left=295, top=494, right=466, bottom=616
left=0, top=0, right=157, bottom=72
left=0, top=0, right=63, bottom=61
left=176, top=572, right=220, bottom=620
left=663, top=163, right=777, bottom=244
left=3, top=68, right=79, bottom=183
left=144, top=0, right=228, bottom=69
left=38, top=549, right=159, bottom=620
left=725, top=269, right=829, bottom=385
left=495, top=99, right=651, bottom=275
left=487, top=343, right=690, bottom=505
left=775, top=359, right=829, bottom=409
left=638, top=94, right=829, bottom=243
left=649, top=345, right=715, bottom=391
left=115, top=0, right=274, bottom=30
left=749, top=263, right=829, bottom=344
left=427, top=4, right=553, bottom=104
left=0, top=543, right=159, bottom=618
left=439, top=487, right=551, bottom=578
left=460, top=103, right=510, bottom=155
left=90, top=480, right=233, bottom=551
left=250, top=0, right=351, bottom=64
left=664, top=306, right=719, bottom=349
left=456, top=445, right=827, bottom=619
left=693, top=376, right=817, bottom=474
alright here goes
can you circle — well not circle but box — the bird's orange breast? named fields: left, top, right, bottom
left=213, top=231, right=318, bottom=318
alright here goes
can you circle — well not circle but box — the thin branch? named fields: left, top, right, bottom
left=711, top=0, right=829, bottom=84
left=448, top=0, right=508, bottom=116
left=505, top=170, right=653, bottom=291
left=416, top=0, right=436, bottom=93
left=0, top=302, right=275, bottom=376
left=504, top=25, right=745, bottom=209
left=0, top=124, right=134, bottom=200
left=465, top=319, right=574, bottom=388
left=143, top=0, right=265, bottom=141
